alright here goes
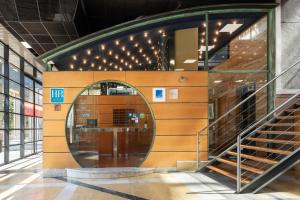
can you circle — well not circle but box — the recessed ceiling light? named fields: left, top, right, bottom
left=72, top=55, right=77, bottom=60
left=214, top=80, right=222, bottom=83
left=86, top=49, right=91, bottom=55
left=219, top=23, right=243, bottom=34
left=183, top=59, right=197, bottom=64
left=129, top=35, right=134, bottom=41
left=21, top=41, right=32, bottom=49
left=235, top=80, right=243, bottom=83
left=199, top=45, right=214, bottom=52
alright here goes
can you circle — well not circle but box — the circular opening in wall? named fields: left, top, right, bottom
left=66, top=81, right=155, bottom=168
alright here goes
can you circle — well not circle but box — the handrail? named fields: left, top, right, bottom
left=198, top=58, right=300, bottom=136
left=201, top=91, right=300, bottom=170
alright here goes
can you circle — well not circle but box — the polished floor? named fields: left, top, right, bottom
left=0, top=154, right=299, bottom=200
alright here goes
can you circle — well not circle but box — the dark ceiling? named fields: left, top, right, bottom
left=0, top=0, right=275, bottom=56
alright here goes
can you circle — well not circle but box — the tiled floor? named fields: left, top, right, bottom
left=0, top=154, right=299, bottom=200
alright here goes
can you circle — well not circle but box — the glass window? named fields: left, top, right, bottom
left=9, top=81, right=20, bottom=98
left=24, top=102, right=34, bottom=116
left=24, top=76, right=34, bottom=89
left=35, top=93, right=43, bottom=105
left=25, top=142, right=34, bottom=155
left=24, top=62, right=34, bottom=76
left=35, top=82, right=42, bottom=94
left=25, top=116, right=34, bottom=129
left=9, top=130, right=20, bottom=145
left=0, top=94, right=4, bottom=111
left=36, top=129, right=42, bottom=141
left=9, top=97, right=21, bottom=114
left=9, top=113, right=21, bottom=129
left=0, top=43, right=4, bottom=58
left=35, top=105, right=43, bottom=117
left=0, top=75, right=5, bottom=93
left=35, top=118, right=43, bottom=129
left=9, top=65, right=20, bottom=83
left=25, top=88, right=34, bottom=103
left=0, top=112, right=4, bottom=129
left=0, top=58, right=4, bottom=75
left=9, top=145, right=21, bottom=161
left=9, top=50, right=20, bottom=69
left=0, top=129, right=4, bottom=164
left=25, top=130, right=34, bottom=142
left=36, top=71, right=42, bottom=82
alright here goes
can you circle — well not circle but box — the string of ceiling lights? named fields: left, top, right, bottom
left=69, top=28, right=166, bottom=71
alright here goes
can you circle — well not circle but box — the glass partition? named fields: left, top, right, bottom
left=66, top=81, right=154, bottom=167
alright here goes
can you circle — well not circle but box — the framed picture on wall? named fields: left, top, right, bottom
left=152, top=88, right=166, bottom=102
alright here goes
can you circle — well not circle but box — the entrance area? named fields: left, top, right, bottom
left=66, top=81, right=154, bottom=168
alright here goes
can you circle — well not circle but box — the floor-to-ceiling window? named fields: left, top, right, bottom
left=0, top=42, right=43, bottom=165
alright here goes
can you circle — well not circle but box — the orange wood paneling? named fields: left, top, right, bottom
left=43, top=153, right=79, bottom=168
left=142, top=152, right=197, bottom=167
left=43, top=136, right=69, bottom=153
left=151, top=136, right=196, bottom=152
left=43, top=120, right=65, bottom=137
left=43, top=72, right=94, bottom=87
left=156, top=119, right=207, bottom=135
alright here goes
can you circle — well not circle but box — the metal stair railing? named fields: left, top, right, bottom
left=197, top=58, right=300, bottom=163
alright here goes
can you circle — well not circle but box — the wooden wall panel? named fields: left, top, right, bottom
left=151, top=136, right=196, bottom=152
left=156, top=119, right=207, bottom=135
left=44, top=137, right=69, bottom=153
left=44, top=120, right=65, bottom=137
left=43, top=103, right=71, bottom=120
left=138, top=87, right=208, bottom=103
left=142, top=152, right=197, bottom=167
left=125, top=71, right=208, bottom=87
left=152, top=103, right=208, bottom=119
left=44, top=72, right=94, bottom=87
left=43, top=153, right=79, bottom=168
left=43, top=71, right=209, bottom=169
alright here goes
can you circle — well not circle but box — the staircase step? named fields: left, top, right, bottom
left=247, top=137, right=300, bottom=145
left=275, top=115, right=300, bottom=120
left=285, top=108, right=300, bottom=113
left=227, top=151, right=278, bottom=165
left=256, top=130, right=300, bottom=135
left=216, top=158, right=264, bottom=174
left=241, top=145, right=292, bottom=155
left=206, top=165, right=251, bottom=184
left=265, top=123, right=300, bottom=127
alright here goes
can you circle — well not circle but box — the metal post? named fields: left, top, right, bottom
left=237, top=134, right=241, bottom=193
left=197, top=132, right=199, bottom=168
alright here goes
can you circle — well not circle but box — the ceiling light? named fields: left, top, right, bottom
left=144, top=32, right=148, bottom=37
left=148, top=39, right=152, bottom=44
left=202, top=32, right=205, bottom=36
left=235, top=80, right=243, bottom=83
left=95, top=56, right=100, bottom=59
left=115, top=55, right=119, bottom=59
left=184, top=59, right=197, bottom=64
left=214, top=80, right=223, bottom=83
left=72, top=55, right=77, bottom=60
left=120, top=59, right=124, bottom=63
left=91, top=63, right=95, bottom=67
left=127, top=51, right=130, bottom=56
left=217, top=21, right=222, bottom=26
left=134, top=43, right=139, bottom=47
left=131, top=56, right=135, bottom=60
left=170, top=59, right=175, bottom=65
left=135, top=59, right=138, bottom=63
left=148, top=60, right=152, bottom=64
left=154, top=51, right=158, bottom=55
left=201, top=38, right=204, bottom=43
left=98, top=66, right=102, bottom=70
left=115, top=40, right=120, bottom=45
left=213, top=38, right=217, bottom=42
left=103, top=59, right=107, bottom=63
left=109, top=50, right=113, bottom=55
left=79, top=68, right=83, bottom=71
left=87, top=49, right=91, bottom=55
left=139, top=48, right=143, bottom=53
left=143, top=54, right=146, bottom=57
left=215, top=30, right=219, bottom=35
left=122, top=46, right=126, bottom=51
left=104, top=68, right=107, bottom=71
left=70, top=64, right=74, bottom=69
left=129, top=35, right=134, bottom=41
left=101, top=44, right=105, bottom=50
left=219, top=23, right=243, bottom=34
left=151, top=46, right=155, bottom=50
left=109, top=63, right=113, bottom=66
left=114, top=65, right=118, bottom=69
left=83, top=59, right=87, bottom=64
left=125, top=62, right=128, bottom=66
left=129, top=64, right=132, bottom=69
left=162, top=33, right=166, bottom=37
left=199, top=45, right=214, bottom=51
left=158, top=29, right=163, bottom=33
left=119, top=67, right=122, bottom=71
left=21, top=41, right=32, bottom=49
left=203, top=22, right=206, bottom=27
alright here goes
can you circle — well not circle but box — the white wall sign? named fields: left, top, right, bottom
left=152, top=88, right=166, bottom=102
left=168, top=88, right=179, bottom=100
